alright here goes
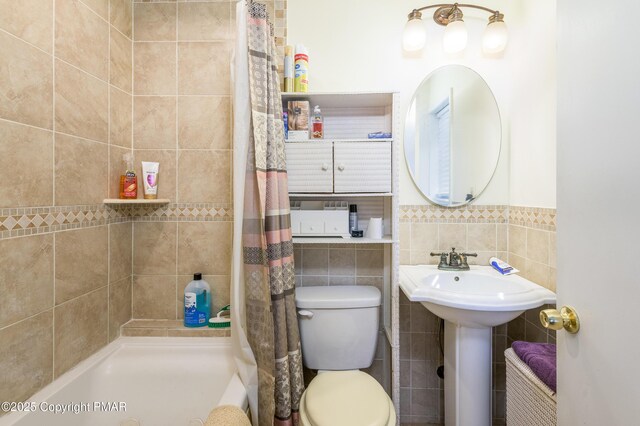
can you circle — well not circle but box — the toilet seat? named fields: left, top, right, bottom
left=299, top=370, right=396, bottom=426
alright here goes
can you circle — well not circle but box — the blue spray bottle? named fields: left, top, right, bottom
left=184, top=273, right=211, bottom=327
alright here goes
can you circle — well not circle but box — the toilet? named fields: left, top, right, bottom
left=295, top=285, right=396, bottom=426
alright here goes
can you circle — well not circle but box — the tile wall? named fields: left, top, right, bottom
left=398, top=204, right=556, bottom=425
left=0, top=0, right=134, bottom=408
left=293, top=243, right=389, bottom=390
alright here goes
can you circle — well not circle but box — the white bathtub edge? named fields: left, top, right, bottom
left=0, top=336, right=245, bottom=426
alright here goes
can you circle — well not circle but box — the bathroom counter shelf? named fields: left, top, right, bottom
left=292, top=236, right=395, bottom=245
left=286, top=138, right=393, bottom=143
left=290, top=192, right=393, bottom=198
left=103, top=198, right=171, bottom=205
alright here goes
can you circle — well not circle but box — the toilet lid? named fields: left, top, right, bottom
left=303, top=371, right=391, bottom=426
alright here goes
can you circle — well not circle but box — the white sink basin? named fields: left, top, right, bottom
left=400, top=265, right=556, bottom=327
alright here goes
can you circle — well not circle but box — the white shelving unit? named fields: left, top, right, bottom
left=284, top=91, right=400, bottom=412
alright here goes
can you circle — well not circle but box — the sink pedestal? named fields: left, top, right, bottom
left=444, top=321, right=492, bottom=426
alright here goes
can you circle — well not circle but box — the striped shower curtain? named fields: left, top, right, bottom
left=242, top=2, right=304, bottom=425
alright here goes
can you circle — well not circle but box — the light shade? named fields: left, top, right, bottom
left=443, top=20, right=468, bottom=54
left=482, top=20, right=508, bottom=54
left=403, top=17, right=427, bottom=51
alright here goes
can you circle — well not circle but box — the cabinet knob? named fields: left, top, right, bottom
left=338, top=164, right=345, bottom=171
left=321, top=163, right=329, bottom=171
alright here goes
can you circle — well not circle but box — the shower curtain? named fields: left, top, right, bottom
left=232, top=2, right=304, bottom=426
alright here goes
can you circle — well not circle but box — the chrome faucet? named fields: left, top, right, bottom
left=430, top=248, right=478, bottom=271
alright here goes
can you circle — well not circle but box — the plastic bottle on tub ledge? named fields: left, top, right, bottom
left=184, top=273, right=211, bottom=328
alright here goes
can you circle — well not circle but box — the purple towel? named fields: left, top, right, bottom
left=512, top=341, right=557, bottom=392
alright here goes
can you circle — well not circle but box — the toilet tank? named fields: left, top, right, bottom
left=295, top=285, right=381, bottom=370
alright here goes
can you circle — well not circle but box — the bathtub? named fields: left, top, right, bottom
left=0, top=337, right=247, bottom=426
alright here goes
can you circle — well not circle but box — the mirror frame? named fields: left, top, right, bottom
left=404, top=65, right=502, bottom=207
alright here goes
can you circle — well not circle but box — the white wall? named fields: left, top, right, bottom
left=287, top=0, right=556, bottom=207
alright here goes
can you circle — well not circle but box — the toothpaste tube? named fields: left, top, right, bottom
left=490, top=257, right=519, bottom=275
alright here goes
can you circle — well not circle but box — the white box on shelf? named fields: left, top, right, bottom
left=286, top=130, right=309, bottom=141
left=290, top=201, right=349, bottom=237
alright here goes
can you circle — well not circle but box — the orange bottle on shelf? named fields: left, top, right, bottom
left=119, top=153, right=137, bottom=199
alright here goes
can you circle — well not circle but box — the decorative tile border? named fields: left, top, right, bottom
left=0, top=203, right=234, bottom=240
left=509, top=206, right=556, bottom=231
left=126, top=203, right=233, bottom=222
left=0, top=205, right=129, bottom=240
left=400, top=204, right=509, bottom=223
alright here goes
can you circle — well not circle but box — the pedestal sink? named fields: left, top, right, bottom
left=399, top=265, right=556, bottom=426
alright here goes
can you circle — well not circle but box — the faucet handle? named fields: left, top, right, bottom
left=430, top=252, right=448, bottom=268
left=459, top=252, right=478, bottom=269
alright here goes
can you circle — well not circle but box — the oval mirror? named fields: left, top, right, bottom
left=404, top=65, right=501, bottom=207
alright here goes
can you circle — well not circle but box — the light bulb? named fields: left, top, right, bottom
left=443, top=20, right=467, bottom=54
left=482, top=20, right=508, bottom=54
left=403, top=16, right=427, bottom=52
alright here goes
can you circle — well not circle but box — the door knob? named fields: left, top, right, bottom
left=321, top=163, right=329, bottom=171
left=540, top=305, right=580, bottom=334
left=338, top=164, right=345, bottom=171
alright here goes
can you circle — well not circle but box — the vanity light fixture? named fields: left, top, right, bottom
left=402, top=3, right=508, bottom=54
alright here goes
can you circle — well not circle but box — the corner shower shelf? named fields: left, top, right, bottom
left=103, top=198, right=171, bottom=205
left=289, top=193, right=393, bottom=198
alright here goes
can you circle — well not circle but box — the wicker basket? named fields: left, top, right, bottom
left=505, top=348, right=557, bottom=426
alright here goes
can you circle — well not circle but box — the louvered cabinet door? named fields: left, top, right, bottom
left=285, top=142, right=333, bottom=193
left=333, top=142, right=392, bottom=193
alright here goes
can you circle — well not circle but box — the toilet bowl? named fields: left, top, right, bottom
left=295, top=286, right=396, bottom=426
left=299, top=370, right=396, bottom=426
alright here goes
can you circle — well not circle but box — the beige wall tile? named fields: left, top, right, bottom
left=55, top=226, right=108, bottom=304
left=109, top=145, right=129, bottom=198
left=400, top=249, right=410, bottom=265
left=399, top=222, right=411, bottom=251
left=110, top=86, right=132, bottom=148
left=177, top=222, right=231, bottom=275
left=0, top=121, right=53, bottom=208
left=525, top=259, right=550, bottom=289
left=121, top=327, right=166, bottom=337
left=54, top=287, right=108, bottom=377
left=177, top=274, right=230, bottom=319
left=132, top=275, right=176, bottom=319
left=0, top=310, right=53, bottom=403
left=467, top=224, right=496, bottom=251
left=301, top=248, right=328, bottom=276
left=110, top=222, right=132, bottom=283
left=467, top=251, right=495, bottom=266
left=54, top=133, right=108, bottom=205
left=133, top=96, right=176, bottom=149
left=328, top=248, right=356, bottom=276
left=177, top=2, right=230, bottom=41
left=508, top=253, right=526, bottom=273
left=55, top=0, right=109, bottom=80
left=109, top=276, right=131, bottom=341
left=508, top=225, right=526, bottom=257
left=356, top=249, right=384, bottom=276
left=178, top=96, right=230, bottom=149
left=110, top=29, right=133, bottom=92
left=134, top=3, right=176, bottom=41
left=55, top=60, right=108, bottom=142
left=549, top=232, right=556, bottom=268
left=133, top=222, right=177, bottom=274
left=134, top=149, right=177, bottom=200
left=497, top=223, right=508, bottom=251
left=527, top=228, right=549, bottom=265
left=177, top=150, right=230, bottom=203
left=0, top=0, right=53, bottom=53
left=0, top=31, right=53, bottom=129
left=134, top=42, right=176, bottom=95
left=410, top=223, right=437, bottom=253
left=82, top=0, right=109, bottom=19
left=110, top=0, right=132, bottom=38
left=0, top=234, right=54, bottom=328
left=178, top=42, right=231, bottom=95
left=438, top=223, right=467, bottom=251
left=410, top=250, right=432, bottom=265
